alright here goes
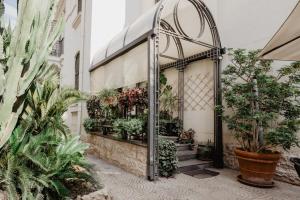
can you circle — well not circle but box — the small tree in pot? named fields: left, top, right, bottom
left=220, top=49, right=300, bottom=187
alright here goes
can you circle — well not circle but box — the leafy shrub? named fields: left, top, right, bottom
left=118, top=88, right=148, bottom=111
left=113, top=118, right=144, bottom=139
left=87, top=90, right=120, bottom=121
left=86, top=95, right=103, bottom=119
left=159, top=117, right=182, bottom=136
left=0, top=81, right=98, bottom=199
left=159, top=139, right=178, bottom=177
left=221, top=49, right=300, bottom=152
left=83, top=118, right=102, bottom=132
left=98, top=89, right=118, bottom=107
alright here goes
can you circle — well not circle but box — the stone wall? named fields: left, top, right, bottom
left=223, top=143, right=300, bottom=186
left=83, top=134, right=147, bottom=177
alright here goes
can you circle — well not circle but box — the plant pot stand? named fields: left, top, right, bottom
left=237, top=175, right=275, bottom=188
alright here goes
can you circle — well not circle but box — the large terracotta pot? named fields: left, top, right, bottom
left=234, top=148, right=281, bottom=187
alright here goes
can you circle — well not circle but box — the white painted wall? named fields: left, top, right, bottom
left=56, top=0, right=94, bottom=134
left=125, top=0, right=155, bottom=26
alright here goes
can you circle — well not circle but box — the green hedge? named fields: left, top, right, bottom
left=159, top=139, right=178, bottom=177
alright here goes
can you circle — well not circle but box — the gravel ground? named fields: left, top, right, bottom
left=88, top=156, right=300, bottom=200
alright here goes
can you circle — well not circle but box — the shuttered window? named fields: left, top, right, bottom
left=78, top=0, right=82, bottom=13
left=75, top=52, right=80, bottom=90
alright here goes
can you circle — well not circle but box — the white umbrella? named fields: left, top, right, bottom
left=260, top=1, right=300, bottom=61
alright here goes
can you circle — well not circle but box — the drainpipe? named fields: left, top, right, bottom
left=78, top=0, right=88, bottom=136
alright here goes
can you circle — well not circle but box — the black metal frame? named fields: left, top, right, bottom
left=89, top=0, right=224, bottom=181
left=148, top=0, right=224, bottom=180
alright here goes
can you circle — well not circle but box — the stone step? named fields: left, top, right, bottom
left=178, top=159, right=213, bottom=172
left=175, top=143, right=195, bottom=151
left=177, top=150, right=197, bottom=161
left=159, top=135, right=178, bottom=142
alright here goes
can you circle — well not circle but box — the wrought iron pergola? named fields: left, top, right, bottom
left=90, top=0, right=225, bottom=181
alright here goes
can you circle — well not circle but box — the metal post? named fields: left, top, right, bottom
left=147, top=33, right=160, bottom=181
left=177, top=66, right=185, bottom=130
left=213, top=57, right=224, bottom=168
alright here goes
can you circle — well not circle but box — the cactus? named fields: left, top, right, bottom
left=0, top=0, right=63, bottom=148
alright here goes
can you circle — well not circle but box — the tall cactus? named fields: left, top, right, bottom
left=0, top=0, right=63, bottom=148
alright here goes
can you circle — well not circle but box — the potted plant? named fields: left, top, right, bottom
left=124, top=118, right=144, bottom=140
left=220, top=49, right=300, bottom=187
left=112, top=118, right=144, bottom=140
left=197, top=140, right=214, bottom=160
left=178, top=129, right=195, bottom=145
left=113, top=119, right=128, bottom=140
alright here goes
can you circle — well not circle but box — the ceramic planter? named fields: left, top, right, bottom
left=235, top=148, right=280, bottom=187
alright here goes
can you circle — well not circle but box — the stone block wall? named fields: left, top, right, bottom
left=83, top=134, right=147, bottom=177
left=223, top=143, right=300, bottom=186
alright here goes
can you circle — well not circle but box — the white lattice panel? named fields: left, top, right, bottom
left=184, top=72, right=214, bottom=111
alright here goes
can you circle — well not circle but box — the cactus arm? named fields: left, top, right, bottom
left=0, top=0, right=61, bottom=148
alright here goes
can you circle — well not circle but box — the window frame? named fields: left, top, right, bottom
left=75, top=52, right=80, bottom=90
left=77, top=0, right=82, bottom=13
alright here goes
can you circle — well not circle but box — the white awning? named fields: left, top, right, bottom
left=260, top=1, right=300, bottom=61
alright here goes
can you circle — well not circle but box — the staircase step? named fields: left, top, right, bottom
left=176, top=143, right=195, bottom=151
left=177, top=150, right=197, bottom=161
left=159, top=136, right=178, bottom=142
left=178, top=159, right=213, bottom=172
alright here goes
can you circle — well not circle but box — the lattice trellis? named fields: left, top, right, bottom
left=184, top=72, right=214, bottom=111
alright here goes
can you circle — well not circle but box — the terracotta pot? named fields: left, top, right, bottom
left=234, top=148, right=280, bottom=187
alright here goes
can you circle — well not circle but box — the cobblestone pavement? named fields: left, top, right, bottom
left=88, top=156, right=300, bottom=200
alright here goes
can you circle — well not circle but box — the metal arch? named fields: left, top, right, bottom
left=160, top=19, right=185, bottom=59
left=147, top=0, right=224, bottom=181
left=174, top=0, right=206, bottom=39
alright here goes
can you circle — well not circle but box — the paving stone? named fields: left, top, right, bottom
left=88, top=156, right=300, bottom=200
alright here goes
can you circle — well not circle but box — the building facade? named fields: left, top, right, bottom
left=49, top=0, right=93, bottom=135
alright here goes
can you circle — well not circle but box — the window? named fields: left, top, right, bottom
left=77, top=0, right=82, bottom=13
left=75, top=52, right=80, bottom=90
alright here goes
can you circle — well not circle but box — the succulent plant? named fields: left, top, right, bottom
left=0, top=0, right=63, bottom=148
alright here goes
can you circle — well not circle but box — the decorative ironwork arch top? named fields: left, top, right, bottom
left=90, top=0, right=222, bottom=71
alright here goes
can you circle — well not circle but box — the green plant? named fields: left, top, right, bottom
left=160, top=85, right=178, bottom=119
left=158, top=139, right=178, bottom=177
left=118, top=88, right=148, bottom=113
left=124, top=118, right=143, bottom=137
left=113, top=118, right=144, bottom=139
left=86, top=95, right=103, bottom=119
left=220, top=49, right=300, bottom=152
left=159, top=117, right=182, bottom=136
left=83, top=118, right=102, bottom=132
left=197, top=140, right=214, bottom=160
left=0, top=0, right=63, bottom=148
left=98, top=89, right=118, bottom=107
left=0, top=80, right=98, bottom=199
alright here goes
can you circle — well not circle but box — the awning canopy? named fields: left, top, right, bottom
left=260, top=1, right=300, bottom=61
left=91, top=0, right=221, bottom=71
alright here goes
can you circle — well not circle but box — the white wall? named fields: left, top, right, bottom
left=217, top=0, right=298, bottom=49
left=60, top=0, right=94, bottom=134
left=125, top=0, right=155, bottom=26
